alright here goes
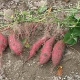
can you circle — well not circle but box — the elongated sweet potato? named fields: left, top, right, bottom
left=0, top=33, right=8, bottom=69
left=52, top=40, right=66, bottom=67
left=0, top=33, right=8, bottom=54
left=39, top=37, right=56, bottom=65
left=8, top=33, right=23, bottom=56
left=27, top=36, right=50, bottom=61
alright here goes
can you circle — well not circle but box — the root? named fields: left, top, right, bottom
left=10, top=22, right=40, bottom=40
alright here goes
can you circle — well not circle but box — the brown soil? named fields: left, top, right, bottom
left=0, top=0, right=80, bottom=80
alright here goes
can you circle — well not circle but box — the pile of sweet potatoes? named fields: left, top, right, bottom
left=0, top=32, right=23, bottom=57
left=0, top=30, right=66, bottom=69
left=27, top=35, right=66, bottom=67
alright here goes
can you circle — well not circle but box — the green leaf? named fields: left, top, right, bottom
left=22, top=11, right=27, bottom=15
left=62, top=13, right=78, bottom=27
left=72, top=27, right=80, bottom=37
left=38, top=6, right=47, bottom=14
left=67, top=14, right=78, bottom=26
left=30, top=11, right=36, bottom=15
left=63, top=32, right=71, bottom=42
left=66, top=37, right=77, bottom=45
left=63, top=31, right=78, bottom=45
left=76, top=19, right=80, bottom=27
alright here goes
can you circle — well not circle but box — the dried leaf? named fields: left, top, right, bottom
left=25, top=42, right=30, bottom=48
left=56, top=66, right=63, bottom=76
left=48, top=7, right=53, bottom=14
left=22, top=39, right=30, bottom=48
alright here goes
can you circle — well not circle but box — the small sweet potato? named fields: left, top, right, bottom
left=39, top=37, right=56, bottom=65
left=52, top=40, right=66, bottom=67
left=27, top=36, right=49, bottom=61
left=0, top=33, right=8, bottom=69
left=8, top=33, right=23, bottom=56
left=0, top=33, right=8, bottom=54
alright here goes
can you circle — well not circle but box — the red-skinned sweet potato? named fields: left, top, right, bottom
left=52, top=40, right=66, bottom=67
left=0, top=33, right=8, bottom=69
left=27, top=36, right=50, bottom=61
left=8, top=33, right=23, bottom=56
left=39, top=37, right=56, bottom=65
left=0, top=33, right=8, bottom=54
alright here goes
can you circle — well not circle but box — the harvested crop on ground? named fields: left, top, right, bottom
left=52, top=40, right=66, bottom=67
left=27, top=36, right=50, bottom=61
left=8, top=32, right=23, bottom=56
left=39, top=36, right=56, bottom=65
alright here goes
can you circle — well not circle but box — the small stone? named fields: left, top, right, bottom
left=37, top=76, right=40, bottom=78
left=33, top=61, right=36, bottom=64
left=13, top=0, right=19, bottom=3
left=28, top=63, right=31, bottom=66
left=58, top=77, right=61, bottom=79
left=71, top=71, right=74, bottom=74
left=76, top=72, right=78, bottom=75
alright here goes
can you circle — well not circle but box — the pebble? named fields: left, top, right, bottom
left=33, top=61, right=36, bottom=64
left=76, top=72, right=78, bottom=75
left=27, top=63, right=31, bottom=66
left=13, top=0, right=20, bottom=3
left=37, top=76, right=40, bottom=78
left=71, top=71, right=74, bottom=74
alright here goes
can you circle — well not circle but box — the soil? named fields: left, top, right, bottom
left=0, top=0, right=80, bottom=80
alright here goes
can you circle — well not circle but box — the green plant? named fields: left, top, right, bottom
left=1, top=4, right=80, bottom=46
left=62, top=10, right=80, bottom=45
left=13, top=6, right=48, bottom=23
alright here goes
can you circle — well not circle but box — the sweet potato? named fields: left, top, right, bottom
left=8, top=33, right=23, bottom=56
left=0, top=33, right=8, bottom=53
left=0, top=33, right=8, bottom=69
left=52, top=40, right=66, bottom=67
left=39, top=37, right=56, bottom=65
left=27, top=36, right=50, bottom=61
